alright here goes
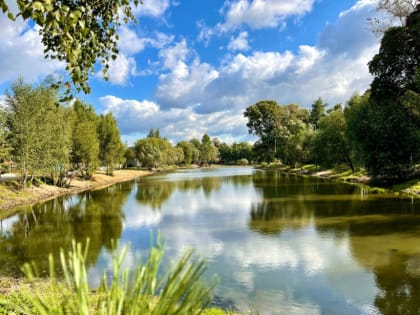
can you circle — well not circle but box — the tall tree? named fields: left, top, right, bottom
left=70, top=100, right=99, bottom=179
left=0, top=106, right=10, bottom=176
left=97, top=113, right=124, bottom=175
left=176, top=141, right=195, bottom=165
left=6, top=78, right=72, bottom=187
left=309, top=97, right=326, bottom=129
left=311, top=108, right=354, bottom=172
left=200, top=134, right=219, bottom=165
left=147, top=128, right=161, bottom=138
left=1, top=0, right=143, bottom=95
left=366, top=5, right=420, bottom=180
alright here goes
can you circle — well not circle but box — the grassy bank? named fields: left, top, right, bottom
left=0, top=169, right=152, bottom=213
left=258, top=162, right=420, bottom=196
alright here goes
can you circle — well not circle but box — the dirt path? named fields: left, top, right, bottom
left=0, top=170, right=150, bottom=213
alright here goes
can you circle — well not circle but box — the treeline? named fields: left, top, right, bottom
left=244, top=5, right=420, bottom=183
left=125, top=130, right=253, bottom=168
left=0, top=78, right=253, bottom=189
left=0, top=78, right=125, bottom=187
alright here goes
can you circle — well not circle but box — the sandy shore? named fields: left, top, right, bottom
left=0, top=169, right=150, bottom=213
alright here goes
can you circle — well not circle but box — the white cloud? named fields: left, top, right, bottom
left=220, top=0, right=316, bottom=30
left=0, top=15, right=63, bottom=85
left=105, top=54, right=138, bottom=85
left=98, top=95, right=250, bottom=143
left=133, top=0, right=171, bottom=17
left=118, top=27, right=175, bottom=56
left=159, top=39, right=190, bottom=69
left=227, top=31, right=250, bottom=51
left=154, top=0, right=379, bottom=117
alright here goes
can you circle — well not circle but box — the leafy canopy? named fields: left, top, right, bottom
left=0, top=0, right=143, bottom=96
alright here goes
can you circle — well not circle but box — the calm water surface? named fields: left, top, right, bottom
left=1, top=167, right=420, bottom=315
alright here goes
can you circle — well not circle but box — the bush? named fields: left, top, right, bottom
left=237, top=159, right=249, bottom=166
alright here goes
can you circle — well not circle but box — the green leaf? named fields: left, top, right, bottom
left=7, top=12, right=15, bottom=20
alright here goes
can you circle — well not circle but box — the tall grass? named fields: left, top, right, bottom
left=0, top=238, right=217, bottom=314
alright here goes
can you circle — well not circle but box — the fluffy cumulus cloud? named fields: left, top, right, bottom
left=99, top=27, right=175, bottom=85
left=227, top=31, right=250, bottom=51
left=0, top=15, right=63, bottom=85
left=105, top=54, right=138, bottom=85
left=133, top=0, right=171, bottom=17
left=99, top=95, right=250, bottom=143
left=220, top=0, right=316, bottom=30
left=154, top=0, right=379, bottom=116
left=154, top=40, right=220, bottom=109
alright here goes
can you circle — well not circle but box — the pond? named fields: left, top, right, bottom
left=1, top=167, right=420, bottom=315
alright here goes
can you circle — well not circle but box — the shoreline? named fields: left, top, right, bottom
left=257, top=164, right=420, bottom=196
left=0, top=169, right=151, bottom=215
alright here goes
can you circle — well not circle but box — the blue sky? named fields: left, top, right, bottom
left=0, top=0, right=381, bottom=144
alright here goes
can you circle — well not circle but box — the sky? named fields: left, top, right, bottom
left=0, top=0, right=382, bottom=145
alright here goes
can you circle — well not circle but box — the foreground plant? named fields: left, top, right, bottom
left=0, top=238, right=216, bottom=315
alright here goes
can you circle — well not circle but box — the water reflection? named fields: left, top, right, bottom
left=1, top=168, right=420, bottom=315
left=0, top=182, right=132, bottom=276
left=249, top=171, right=420, bottom=314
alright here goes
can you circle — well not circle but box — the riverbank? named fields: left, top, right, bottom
left=258, top=163, right=420, bottom=196
left=0, top=169, right=151, bottom=213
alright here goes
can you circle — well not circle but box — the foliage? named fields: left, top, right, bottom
left=71, top=101, right=100, bottom=179
left=219, top=142, right=253, bottom=165
left=311, top=108, right=354, bottom=172
left=97, top=113, right=125, bottom=175
left=244, top=101, right=311, bottom=165
left=361, top=5, right=420, bottom=181
left=135, top=137, right=183, bottom=168
left=0, top=0, right=143, bottom=96
left=176, top=141, right=197, bottom=165
left=6, top=78, right=72, bottom=187
left=0, top=106, right=10, bottom=166
left=200, top=134, right=219, bottom=165
left=147, top=128, right=161, bottom=139
left=309, top=97, right=326, bottom=129
left=0, top=238, right=215, bottom=315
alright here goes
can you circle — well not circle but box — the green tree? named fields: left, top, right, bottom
left=311, top=108, right=354, bottom=172
left=200, top=134, right=219, bottom=165
left=6, top=78, right=72, bottom=187
left=189, top=138, right=201, bottom=164
left=147, top=128, right=161, bottom=138
left=124, top=147, right=137, bottom=167
left=176, top=141, right=195, bottom=165
left=358, top=5, right=420, bottom=180
left=344, top=92, right=371, bottom=168
left=1, top=0, right=143, bottom=95
left=219, top=142, right=254, bottom=165
left=309, top=97, right=326, bottom=129
left=70, top=101, right=99, bottom=179
left=244, top=100, right=282, bottom=162
left=0, top=106, right=10, bottom=174
left=134, top=137, right=178, bottom=168
left=97, top=113, right=124, bottom=175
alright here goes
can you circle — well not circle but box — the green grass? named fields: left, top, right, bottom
left=0, top=238, right=240, bottom=315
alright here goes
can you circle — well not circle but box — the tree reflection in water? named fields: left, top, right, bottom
left=249, top=170, right=420, bottom=314
left=0, top=181, right=132, bottom=276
